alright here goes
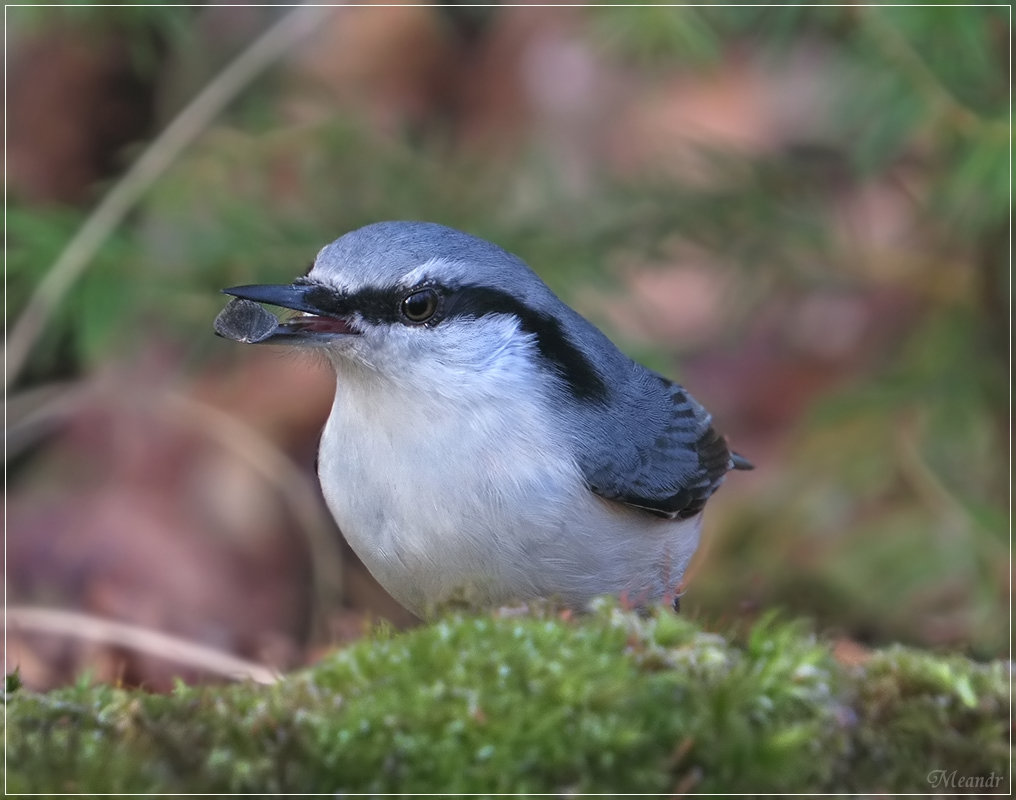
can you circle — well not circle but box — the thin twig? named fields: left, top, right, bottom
left=894, top=414, right=972, bottom=535
left=5, top=4, right=331, bottom=388
left=5, top=379, right=345, bottom=641
left=4, top=380, right=84, bottom=457
left=161, top=390, right=345, bottom=640
left=6, top=606, right=279, bottom=684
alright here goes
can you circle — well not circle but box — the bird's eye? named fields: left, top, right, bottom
left=400, top=288, right=440, bottom=324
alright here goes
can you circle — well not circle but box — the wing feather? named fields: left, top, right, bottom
left=582, top=377, right=750, bottom=520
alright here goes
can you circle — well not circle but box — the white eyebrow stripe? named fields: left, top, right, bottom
left=309, top=246, right=360, bottom=294
left=401, top=257, right=473, bottom=287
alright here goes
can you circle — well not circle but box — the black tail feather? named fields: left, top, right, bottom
left=730, top=452, right=754, bottom=471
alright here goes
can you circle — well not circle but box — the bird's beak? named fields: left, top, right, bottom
left=215, top=283, right=359, bottom=344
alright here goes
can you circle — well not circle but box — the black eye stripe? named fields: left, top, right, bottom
left=297, top=283, right=405, bottom=323
left=295, top=280, right=607, bottom=403
left=442, top=286, right=608, bottom=403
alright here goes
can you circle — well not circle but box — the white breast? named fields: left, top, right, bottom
left=316, top=336, right=701, bottom=616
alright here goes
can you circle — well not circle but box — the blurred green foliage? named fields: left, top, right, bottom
left=8, top=6, right=1009, bottom=653
left=11, top=4, right=195, bottom=76
left=6, top=606, right=1009, bottom=793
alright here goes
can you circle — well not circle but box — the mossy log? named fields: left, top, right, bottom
left=6, top=604, right=1010, bottom=794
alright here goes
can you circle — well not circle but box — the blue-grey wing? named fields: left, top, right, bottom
left=581, top=377, right=750, bottom=520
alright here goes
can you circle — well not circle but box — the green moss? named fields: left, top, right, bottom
left=6, top=605, right=1009, bottom=794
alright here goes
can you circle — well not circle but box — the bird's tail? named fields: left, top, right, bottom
left=730, top=452, right=754, bottom=471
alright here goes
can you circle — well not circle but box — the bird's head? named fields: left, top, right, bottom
left=217, top=222, right=610, bottom=403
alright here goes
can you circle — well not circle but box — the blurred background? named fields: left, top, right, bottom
left=6, top=4, right=1009, bottom=690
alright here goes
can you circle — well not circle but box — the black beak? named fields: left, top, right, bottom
left=215, top=283, right=359, bottom=344
left=222, top=283, right=324, bottom=314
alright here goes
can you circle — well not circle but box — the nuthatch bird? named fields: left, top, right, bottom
left=216, top=222, right=750, bottom=617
